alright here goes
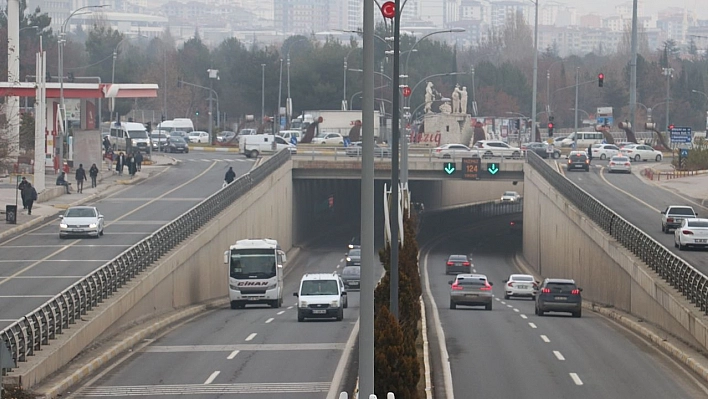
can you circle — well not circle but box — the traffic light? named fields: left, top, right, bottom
left=381, top=1, right=396, bottom=19
left=598, top=73, right=604, bottom=87
left=514, top=119, right=520, bottom=130
left=161, top=115, right=165, bottom=122
left=547, top=122, right=554, bottom=136
left=145, top=122, right=152, bottom=132
left=68, top=72, right=75, bottom=83
left=668, top=124, right=675, bottom=131
left=196, top=110, right=199, bottom=117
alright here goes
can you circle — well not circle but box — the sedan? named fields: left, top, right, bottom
left=150, top=132, right=170, bottom=151
left=59, top=206, right=104, bottom=238
left=500, top=191, right=521, bottom=203
left=523, top=142, right=560, bottom=159
left=503, top=274, right=539, bottom=300
left=607, top=155, right=632, bottom=174
left=340, top=266, right=361, bottom=289
left=345, top=141, right=391, bottom=157
left=433, top=144, right=477, bottom=159
left=674, top=218, right=708, bottom=250
left=165, top=136, right=189, bottom=153
left=591, top=143, right=621, bottom=160
left=472, top=140, right=522, bottom=158
left=449, top=274, right=493, bottom=310
left=535, top=278, right=582, bottom=317
left=188, top=131, right=210, bottom=144
left=217, top=131, right=237, bottom=143
left=312, top=132, right=344, bottom=145
left=346, top=248, right=361, bottom=266
left=620, top=144, right=663, bottom=162
left=445, top=254, right=472, bottom=275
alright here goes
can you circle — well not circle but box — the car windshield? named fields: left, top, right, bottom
left=503, top=192, right=517, bottom=196
left=512, top=275, right=534, bottom=282
left=151, top=133, right=167, bottom=139
left=348, top=249, right=361, bottom=257
left=315, top=133, right=327, bottom=139
left=449, top=255, right=467, bottom=261
left=65, top=208, right=96, bottom=218
left=129, top=130, right=148, bottom=139
left=457, top=277, right=486, bottom=286
left=229, top=248, right=277, bottom=279
left=342, top=266, right=360, bottom=276
left=300, top=280, right=339, bottom=295
left=612, top=157, right=629, bottom=162
left=688, top=221, right=708, bottom=228
left=570, top=154, right=587, bottom=161
left=546, top=282, right=577, bottom=292
left=170, top=137, right=186, bottom=143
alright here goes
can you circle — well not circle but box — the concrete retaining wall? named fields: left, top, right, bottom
left=522, top=166, right=708, bottom=350
left=9, top=161, right=294, bottom=389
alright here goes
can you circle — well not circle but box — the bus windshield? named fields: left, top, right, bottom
left=230, top=248, right=277, bottom=279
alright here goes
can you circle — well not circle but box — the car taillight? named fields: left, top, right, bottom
left=542, top=288, right=551, bottom=293
left=585, top=160, right=590, bottom=164
left=682, top=230, right=694, bottom=235
left=624, top=162, right=631, bottom=166
left=451, top=282, right=463, bottom=291
left=510, top=221, right=516, bottom=226
left=462, top=262, right=470, bottom=266
left=571, top=289, right=580, bottom=295
left=533, top=284, right=539, bottom=290
left=480, top=283, right=492, bottom=291
left=625, top=150, right=633, bottom=153
left=507, top=282, right=513, bottom=287
left=609, top=162, right=615, bottom=166
left=446, top=261, right=454, bottom=266
left=667, top=218, right=674, bottom=223
left=436, top=148, right=442, bottom=152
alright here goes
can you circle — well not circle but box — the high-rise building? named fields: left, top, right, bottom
left=274, top=0, right=341, bottom=35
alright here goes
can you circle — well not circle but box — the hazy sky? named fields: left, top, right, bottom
left=566, top=0, right=706, bottom=19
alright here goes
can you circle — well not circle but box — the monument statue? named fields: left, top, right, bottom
left=460, top=87, right=468, bottom=115
left=452, top=85, right=461, bottom=114
left=439, top=100, right=452, bottom=114
left=424, top=82, right=434, bottom=113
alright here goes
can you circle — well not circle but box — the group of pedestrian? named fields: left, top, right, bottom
left=17, top=177, right=38, bottom=215
left=113, top=151, right=142, bottom=177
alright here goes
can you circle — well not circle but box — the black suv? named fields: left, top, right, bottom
left=535, top=278, right=582, bottom=317
left=567, top=152, right=589, bottom=172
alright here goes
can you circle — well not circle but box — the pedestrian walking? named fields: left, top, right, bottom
left=89, top=163, right=99, bottom=188
left=128, top=153, right=137, bottom=177
left=134, top=151, right=143, bottom=172
left=587, top=145, right=593, bottom=163
left=105, top=148, right=114, bottom=172
left=18, top=176, right=29, bottom=209
left=224, top=166, right=236, bottom=185
left=103, top=136, right=111, bottom=153
left=22, top=182, right=37, bottom=215
left=75, top=164, right=87, bottom=193
left=116, top=152, right=125, bottom=176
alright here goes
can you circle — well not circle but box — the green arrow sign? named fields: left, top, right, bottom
left=487, top=163, right=500, bottom=175
left=443, top=162, right=456, bottom=175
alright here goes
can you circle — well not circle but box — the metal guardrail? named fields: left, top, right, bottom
left=0, top=150, right=292, bottom=367
left=294, top=146, right=526, bottom=163
left=418, top=200, right=523, bottom=243
left=527, top=151, right=708, bottom=313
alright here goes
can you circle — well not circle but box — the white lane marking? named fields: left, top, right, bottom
left=287, top=306, right=294, bottom=310
left=528, top=322, right=538, bottom=329
left=472, top=269, right=476, bottom=273
left=245, top=333, right=257, bottom=341
left=500, top=301, right=506, bottom=305
left=265, top=318, right=274, bottom=324
left=513, top=308, right=519, bottom=313
left=203, top=371, right=220, bottom=385
left=554, top=351, right=565, bottom=361
left=227, top=350, right=239, bottom=360
left=277, top=311, right=285, bottom=315
left=520, top=314, right=527, bottom=319
left=569, top=373, right=583, bottom=385
left=541, top=335, right=550, bottom=343
left=506, top=304, right=513, bottom=308
left=336, top=265, right=341, bottom=268
left=340, top=258, right=345, bottom=262
left=598, top=167, right=660, bottom=212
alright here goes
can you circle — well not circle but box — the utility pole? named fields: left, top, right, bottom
left=663, top=67, right=673, bottom=130
left=629, top=0, right=638, bottom=133
left=389, top=0, right=401, bottom=320
left=573, top=67, right=579, bottom=148
left=530, top=0, right=539, bottom=145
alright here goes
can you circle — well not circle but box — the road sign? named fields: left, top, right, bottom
left=487, top=163, right=500, bottom=176
left=680, top=148, right=689, bottom=158
left=670, top=127, right=692, bottom=143
left=443, top=162, right=456, bottom=175
left=461, top=158, right=480, bottom=180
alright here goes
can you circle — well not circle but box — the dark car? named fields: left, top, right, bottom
left=535, top=278, right=582, bottom=317
left=348, top=236, right=360, bottom=249
left=346, top=248, right=361, bottom=266
left=566, top=151, right=589, bottom=172
left=340, top=266, right=361, bottom=289
left=445, top=254, right=471, bottom=275
left=165, top=136, right=189, bottom=153
left=525, top=142, right=561, bottom=159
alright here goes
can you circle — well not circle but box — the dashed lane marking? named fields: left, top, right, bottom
left=277, top=311, right=285, bottom=315
left=520, top=314, right=527, bottom=319
left=569, top=373, right=583, bottom=385
left=203, top=371, right=220, bottom=385
left=554, top=351, right=565, bottom=361
left=265, top=318, right=274, bottom=324
left=245, top=333, right=257, bottom=341
left=529, top=322, right=538, bottom=329
left=227, top=350, right=239, bottom=360
left=541, top=335, right=550, bottom=343
left=143, top=343, right=345, bottom=352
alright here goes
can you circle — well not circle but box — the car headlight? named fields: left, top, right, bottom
left=89, top=223, right=97, bottom=228
left=299, top=301, right=307, bottom=308
left=331, top=300, right=340, bottom=307
left=60, top=223, right=68, bottom=228
left=131, top=139, right=137, bottom=144
left=346, top=257, right=351, bottom=262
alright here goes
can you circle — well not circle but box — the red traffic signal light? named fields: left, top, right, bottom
left=402, top=86, right=411, bottom=97
left=381, top=1, right=396, bottom=19
left=547, top=122, right=554, bottom=129
left=668, top=124, right=675, bottom=131
left=547, top=122, right=554, bottom=137
left=598, top=73, right=604, bottom=87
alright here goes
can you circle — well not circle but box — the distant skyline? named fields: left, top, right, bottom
left=566, top=0, right=707, bottom=19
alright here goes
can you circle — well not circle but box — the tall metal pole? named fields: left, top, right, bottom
left=343, top=57, right=348, bottom=111
left=209, top=79, right=213, bottom=139
left=359, top=0, right=375, bottom=394
left=389, top=0, right=402, bottom=321
left=546, top=70, right=551, bottom=115
left=664, top=68, right=672, bottom=130
left=58, top=31, right=65, bottom=169
left=278, top=58, right=283, bottom=133
left=261, top=64, right=266, bottom=123
left=629, top=0, right=638, bottom=132
left=286, top=56, right=292, bottom=124
left=574, top=67, right=579, bottom=147
left=530, top=0, right=539, bottom=142
left=8, top=0, right=20, bottom=158
left=163, top=48, right=167, bottom=121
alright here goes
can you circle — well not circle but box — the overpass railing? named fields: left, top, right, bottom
left=0, top=150, right=292, bottom=367
left=418, top=200, right=523, bottom=243
left=527, top=151, right=708, bottom=313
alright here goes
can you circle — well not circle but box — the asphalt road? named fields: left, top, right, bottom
left=558, top=160, right=708, bottom=274
left=424, top=217, right=708, bottom=399
left=0, top=152, right=255, bottom=331
left=64, top=236, right=367, bottom=399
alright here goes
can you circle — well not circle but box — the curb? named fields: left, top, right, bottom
left=511, top=253, right=708, bottom=385
left=36, top=300, right=229, bottom=399
left=190, top=147, right=240, bottom=152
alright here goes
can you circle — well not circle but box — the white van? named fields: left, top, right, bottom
left=293, top=272, right=347, bottom=321
left=240, top=134, right=296, bottom=158
left=278, top=130, right=302, bottom=144
left=560, top=132, right=605, bottom=148
left=157, top=118, right=195, bottom=133
left=109, top=122, right=151, bottom=153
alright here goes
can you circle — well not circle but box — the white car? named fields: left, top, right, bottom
left=503, top=274, right=539, bottom=300
left=59, top=206, right=104, bottom=239
left=188, top=131, right=210, bottom=144
left=312, top=132, right=344, bottom=145
left=674, top=218, right=708, bottom=250
left=500, top=191, right=521, bottom=202
left=472, top=140, right=522, bottom=158
left=591, top=143, right=621, bottom=160
left=433, top=144, right=477, bottom=159
left=607, top=155, right=632, bottom=174
left=620, top=144, right=663, bottom=162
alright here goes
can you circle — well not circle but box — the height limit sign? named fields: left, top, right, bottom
left=461, top=158, right=481, bottom=180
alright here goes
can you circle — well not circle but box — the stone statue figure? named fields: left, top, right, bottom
left=424, top=82, right=434, bottom=113
left=460, top=87, right=468, bottom=115
left=452, top=85, right=461, bottom=114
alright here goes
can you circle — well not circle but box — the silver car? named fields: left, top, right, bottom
left=59, top=206, right=104, bottom=238
left=607, top=155, right=631, bottom=174
left=340, top=266, right=361, bottom=289
left=449, top=274, right=494, bottom=310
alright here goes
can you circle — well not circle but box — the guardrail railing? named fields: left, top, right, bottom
left=418, top=200, right=523, bottom=243
left=294, top=145, right=526, bottom=163
left=527, top=151, right=708, bottom=313
left=0, top=150, right=292, bottom=367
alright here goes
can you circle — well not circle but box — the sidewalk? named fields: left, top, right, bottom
left=637, top=162, right=708, bottom=206
left=0, top=154, right=177, bottom=240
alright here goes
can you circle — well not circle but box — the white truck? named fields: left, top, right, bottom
left=224, top=239, right=287, bottom=309
left=293, top=110, right=380, bottom=139
left=239, top=134, right=297, bottom=158
left=661, top=205, right=698, bottom=233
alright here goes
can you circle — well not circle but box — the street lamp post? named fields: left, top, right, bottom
left=285, top=37, right=308, bottom=127
left=261, top=64, right=266, bottom=125
left=59, top=4, right=107, bottom=171
left=663, top=67, right=674, bottom=131
left=343, top=47, right=363, bottom=111
left=111, top=34, right=146, bottom=122
left=530, top=0, right=539, bottom=146
left=208, top=69, right=219, bottom=144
